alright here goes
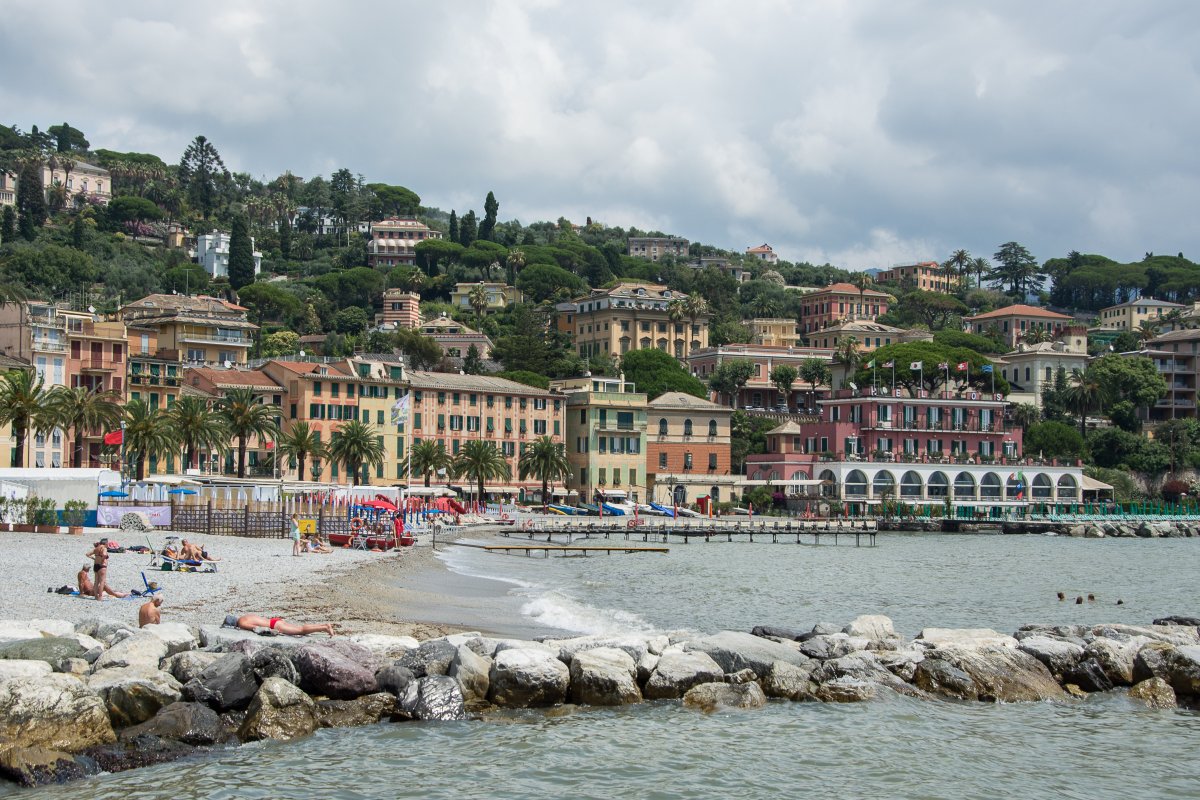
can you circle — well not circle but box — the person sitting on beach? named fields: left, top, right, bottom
left=180, top=539, right=202, bottom=561
left=138, top=596, right=163, bottom=627
left=230, top=614, right=334, bottom=637
left=305, top=535, right=332, bottom=554
left=77, top=565, right=129, bottom=598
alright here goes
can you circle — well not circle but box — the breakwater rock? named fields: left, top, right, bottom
left=1, top=614, right=1198, bottom=786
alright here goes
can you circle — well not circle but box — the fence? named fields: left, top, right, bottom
left=170, top=503, right=356, bottom=539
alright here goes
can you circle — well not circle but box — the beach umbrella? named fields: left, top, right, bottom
left=167, top=488, right=198, bottom=495
left=360, top=498, right=398, bottom=512
left=99, top=490, right=129, bottom=498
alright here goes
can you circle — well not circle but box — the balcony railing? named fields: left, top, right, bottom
left=180, top=333, right=252, bottom=346
left=864, top=420, right=1007, bottom=434
left=31, top=339, right=67, bottom=352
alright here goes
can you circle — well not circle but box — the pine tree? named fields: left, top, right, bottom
left=228, top=213, right=255, bottom=290
left=459, top=209, right=477, bottom=246
left=0, top=205, right=14, bottom=243
left=178, top=135, right=227, bottom=219
left=279, top=214, right=292, bottom=260
left=16, top=161, right=46, bottom=241
left=480, top=190, right=498, bottom=241
left=448, top=210, right=458, bottom=243
left=71, top=214, right=85, bottom=249
left=463, top=344, right=484, bottom=374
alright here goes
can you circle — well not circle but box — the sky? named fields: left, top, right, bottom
left=3, top=0, right=1199, bottom=270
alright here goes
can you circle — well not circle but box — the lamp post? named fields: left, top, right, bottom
left=666, top=476, right=677, bottom=528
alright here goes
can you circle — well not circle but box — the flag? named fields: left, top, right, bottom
left=103, top=430, right=123, bottom=446
left=909, top=361, right=923, bottom=370
left=937, top=362, right=948, bottom=370
left=882, top=361, right=894, bottom=368
left=391, top=392, right=410, bottom=425
left=981, top=364, right=994, bottom=373
left=866, top=359, right=875, bottom=369
left=957, top=361, right=969, bottom=371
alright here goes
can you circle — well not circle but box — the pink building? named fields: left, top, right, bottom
left=687, top=344, right=833, bottom=411
left=798, top=282, right=891, bottom=334
left=378, top=289, right=421, bottom=330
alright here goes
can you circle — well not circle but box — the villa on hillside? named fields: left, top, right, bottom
left=963, top=305, right=1074, bottom=348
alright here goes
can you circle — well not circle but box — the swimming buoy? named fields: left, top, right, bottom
left=500, top=513, right=510, bottom=520
left=350, top=517, right=365, bottom=531
left=627, top=520, right=636, bottom=529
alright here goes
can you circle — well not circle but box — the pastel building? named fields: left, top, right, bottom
left=646, top=392, right=735, bottom=506
left=963, top=305, right=1075, bottom=348
left=195, top=232, right=262, bottom=279
left=118, top=295, right=258, bottom=367
left=556, top=283, right=710, bottom=361
left=806, top=320, right=929, bottom=352
left=745, top=244, right=779, bottom=265
left=367, top=217, right=443, bottom=268
left=552, top=375, right=648, bottom=503
left=876, top=262, right=954, bottom=293
left=377, top=289, right=422, bottom=330
left=749, top=318, right=803, bottom=348
left=450, top=283, right=523, bottom=314
left=261, top=360, right=364, bottom=484
left=687, top=344, right=833, bottom=411
left=627, top=237, right=689, bottom=262
left=995, top=327, right=1089, bottom=410
left=418, top=316, right=494, bottom=359
left=1095, top=298, right=1186, bottom=332
left=798, top=283, right=892, bottom=334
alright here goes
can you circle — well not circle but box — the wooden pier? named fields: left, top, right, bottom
left=451, top=542, right=669, bottom=557
left=499, top=520, right=878, bottom=547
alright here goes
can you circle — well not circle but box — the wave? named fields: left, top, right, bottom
left=519, top=589, right=653, bottom=636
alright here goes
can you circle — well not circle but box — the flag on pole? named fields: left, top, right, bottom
left=103, top=430, right=123, bottom=446
left=981, top=364, right=993, bottom=373
left=866, top=359, right=875, bottom=369
left=937, top=362, right=948, bottom=370
left=882, top=361, right=894, bottom=368
left=956, top=361, right=969, bottom=371
left=391, top=392, right=410, bottom=425
left=909, top=361, right=923, bottom=370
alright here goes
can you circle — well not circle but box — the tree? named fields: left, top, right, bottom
left=463, top=344, right=484, bottom=375
left=327, top=419, right=385, bottom=485
left=468, top=284, right=489, bottom=319
left=1024, top=421, right=1085, bottom=461
left=1065, top=367, right=1105, bottom=440
left=1, top=205, right=14, bottom=243
left=278, top=213, right=292, bottom=259
left=515, top=263, right=585, bottom=303
left=122, top=399, right=179, bottom=481
left=1088, top=354, right=1168, bottom=418
left=365, top=183, right=420, bottom=218
left=770, top=365, right=798, bottom=408
left=277, top=421, right=326, bottom=481
left=1136, top=319, right=1161, bottom=343
left=166, top=396, right=228, bottom=471
left=619, top=348, right=706, bottom=400
left=942, top=249, right=971, bottom=288
left=1011, top=403, right=1041, bottom=431
left=48, top=122, right=88, bottom=153
left=453, top=440, right=511, bottom=501
left=260, top=331, right=300, bottom=358
left=215, top=387, right=280, bottom=478
left=414, top=238, right=464, bottom=276
left=518, top=435, right=571, bottom=508
left=458, top=210, right=478, bottom=246
left=106, top=195, right=162, bottom=226
left=71, top=214, right=86, bottom=249
left=799, top=359, right=831, bottom=409
left=333, top=306, right=370, bottom=335
left=1154, top=418, right=1200, bottom=476
left=393, top=328, right=445, bottom=370
left=47, top=386, right=122, bottom=469
left=0, top=370, right=56, bottom=467
left=178, top=135, right=227, bottom=219
left=897, top=291, right=968, bottom=330
left=708, top=360, right=755, bottom=408
left=15, top=161, right=46, bottom=240
left=494, top=371, right=550, bottom=389
left=314, top=267, right=384, bottom=310
left=989, top=242, right=1041, bottom=298
left=227, top=213, right=255, bottom=290
left=479, top=190, right=499, bottom=241
left=448, top=210, right=459, bottom=244
left=505, top=249, right=526, bottom=284
left=834, top=335, right=862, bottom=372
left=410, top=439, right=452, bottom=487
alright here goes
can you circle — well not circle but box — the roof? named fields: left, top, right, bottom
left=120, top=294, right=247, bottom=315
left=132, top=315, right=258, bottom=330
left=0, top=353, right=30, bottom=371
left=405, top=371, right=555, bottom=396
left=965, top=304, right=1074, bottom=322
left=1102, top=297, right=1186, bottom=310
left=647, top=392, right=727, bottom=410
left=581, top=283, right=687, bottom=302
left=186, top=368, right=281, bottom=392
left=817, top=320, right=908, bottom=335
left=810, top=282, right=890, bottom=298
left=746, top=244, right=774, bottom=253
left=420, top=317, right=481, bottom=334
left=1149, top=328, right=1200, bottom=345
left=766, top=421, right=808, bottom=435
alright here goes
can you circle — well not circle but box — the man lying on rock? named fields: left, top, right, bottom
left=223, top=614, right=335, bottom=637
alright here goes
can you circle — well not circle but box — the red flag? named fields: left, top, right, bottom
left=956, top=361, right=969, bottom=371
left=103, top=430, right=123, bottom=446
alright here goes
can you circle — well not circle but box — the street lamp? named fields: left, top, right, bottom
left=666, top=476, right=678, bottom=524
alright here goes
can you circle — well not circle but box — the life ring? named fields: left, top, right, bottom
left=350, top=517, right=365, bottom=531
left=627, top=520, right=637, bottom=529
left=500, top=513, right=510, bottom=520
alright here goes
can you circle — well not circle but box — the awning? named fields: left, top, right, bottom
left=1081, top=476, right=1113, bottom=492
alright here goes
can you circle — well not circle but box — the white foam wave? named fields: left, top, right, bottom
left=519, top=590, right=653, bottom=636
left=435, top=543, right=538, bottom=589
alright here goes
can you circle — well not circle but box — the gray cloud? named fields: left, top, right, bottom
left=3, top=0, right=1198, bottom=268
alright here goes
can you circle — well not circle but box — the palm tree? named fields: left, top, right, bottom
left=453, top=440, right=512, bottom=503
left=409, top=439, right=452, bottom=487
left=971, top=257, right=991, bottom=290
left=1137, top=319, right=1161, bottom=343
left=1066, top=367, right=1106, bottom=440
left=518, top=435, right=571, bottom=508
left=505, top=249, right=526, bottom=284
left=403, top=268, right=426, bottom=293
left=682, top=295, right=709, bottom=352
left=277, top=421, right=326, bottom=481
left=468, top=283, right=489, bottom=319
left=167, top=396, right=228, bottom=472
left=1011, top=403, right=1041, bottom=431
left=46, top=386, right=122, bottom=469
left=943, top=249, right=972, bottom=288
left=747, top=294, right=780, bottom=319
left=1022, top=328, right=1051, bottom=346
left=851, top=272, right=874, bottom=319
left=215, top=387, right=280, bottom=478
left=834, top=335, right=862, bottom=372
left=1162, top=307, right=1187, bottom=332
left=328, top=419, right=385, bottom=486
left=0, top=369, right=56, bottom=468
left=123, top=399, right=179, bottom=481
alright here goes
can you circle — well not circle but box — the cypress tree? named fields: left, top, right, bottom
left=16, top=161, right=46, bottom=241
left=0, top=205, right=14, bottom=243
left=279, top=214, right=292, bottom=260
left=228, top=213, right=255, bottom=290
left=71, top=213, right=85, bottom=249
left=459, top=210, right=477, bottom=247
left=480, top=190, right=498, bottom=241
left=448, top=210, right=458, bottom=243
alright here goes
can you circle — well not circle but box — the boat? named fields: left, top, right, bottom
left=601, top=503, right=627, bottom=516
left=649, top=502, right=677, bottom=518
left=636, top=503, right=668, bottom=516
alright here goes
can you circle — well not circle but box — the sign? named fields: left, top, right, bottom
left=96, top=505, right=172, bottom=527
left=298, top=518, right=317, bottom=535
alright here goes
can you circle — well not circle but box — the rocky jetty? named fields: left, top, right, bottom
left=1, top=613, right=1198, bottom=786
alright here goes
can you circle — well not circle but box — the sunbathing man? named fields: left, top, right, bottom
left=233, top=614, right=334, bottom=637
left=138, top=596, right=163, bottom=627
left=77, top=565, right=129, bottom=598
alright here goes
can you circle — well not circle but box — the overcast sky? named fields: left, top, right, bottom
left=3, top=1, right=1198, bottom=269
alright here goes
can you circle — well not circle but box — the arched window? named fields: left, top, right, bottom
left=927, top=471, right=950, bottom=498
left=683, top=419, right=693, bottom=436
left=1006, top=474, right=1025, bottom=499
left=710, top=486, right=720, bottom=503
left=872, top=471, right=896, bottom=498
left=980, top=472, right=1002, bottom=498
left=845, top=470, right=868, bottom=497
left=819, top=469, right=837, bottom=497
left=673, top=485, right=687, bottom=505
left=658, top=418, right=668, bottom=436
left=954, top=472, right=976, bottom=499
left=1032, top=474, right=1053, bottom=499
left=708, top=419, right=718, bottom=437
left=1057, top=474, right=1078, bottom=500
left=900, top=470, right=923, bottom=498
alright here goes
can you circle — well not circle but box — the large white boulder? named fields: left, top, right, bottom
left=0, top=619, right=76, bottom=643
left=568, top=648, right=640, bottom=706
left=488, top=648, right=569, bottom=708
left=0, top=660, right=54, bottom=683
left=0, top=674, right=115, bottom=751
left=92, top=633, right=168, bottom=672
left=644, top=650, right=725, bottom=700
left=140, top=623, right=198, bottom=657
left=917, top=628, right=1018, bottom=650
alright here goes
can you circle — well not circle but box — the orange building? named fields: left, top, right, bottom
left=798, top=282, right=891, bottom=334
left=185, top=367, right=285, bottom=477
left=876, top=262, right=954, bottom=292
left=377, top=289, right=422, bottom=330
left=963, top=305, right=1075, bottom=348
left=646, top=392, right=736, bottom=506
left=261, top=361, right=364, bottom=484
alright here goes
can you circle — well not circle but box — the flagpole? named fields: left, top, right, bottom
left=891, top=362, right=895, bottom=394
left=119, top=420, right=126, bottom=488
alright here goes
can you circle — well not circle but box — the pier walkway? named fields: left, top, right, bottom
left=503, top=518, right=878, bottom=547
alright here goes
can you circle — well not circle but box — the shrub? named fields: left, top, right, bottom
left=1160, top=479, right=1190, bottom=501
left=64, top=499, right=88, bottom=527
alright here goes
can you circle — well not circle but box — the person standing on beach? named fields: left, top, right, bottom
left=139, top=596, right=162, bottom=627
left=84, top=540, right=110, bottom=601
left=290, top=514, right=302, bottom=556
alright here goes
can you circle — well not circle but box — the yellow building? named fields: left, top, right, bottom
left=1096, top=297, right=1186, bottom=332
left=551, top=375, right=648, bottom=504
left=450, top=282, right=523, bottom=315
left=343, top=356, right=409, bottom=484
left=876, top=262, right=955, bottom=293
left=118, top=295, right=258, bottom=366
left=555, top=283, right=710, bottom=361
left=748, top=318, right=803, bottom=348
left=806, top=320, right=931, bottom=352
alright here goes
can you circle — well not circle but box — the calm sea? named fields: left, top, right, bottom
left=9, top=533, right=1199, bottom=800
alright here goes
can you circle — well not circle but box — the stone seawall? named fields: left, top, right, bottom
left=1, top=613, right=1198, bottom=786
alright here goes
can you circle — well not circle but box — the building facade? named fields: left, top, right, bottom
left=118, top=295, right=258, bottom=367
left=627, top=237, right=689, bottom=262
left=745, top=244, right=779, bottom=264
left=556, top=283, right=710, bottom=361
left=552, top=375, right=648, bottom=503
left=688, top=256, right=749, bottom=283
left=1095, top=298, right=1186, bottom=332
left=377, top=289, right=422, bottom=330
left=805, top=320, right=928, bottom=352
left=449, top=282, right=523, bottom=314
left=798, top=283, right=892, bottom=334
left=876, top=262, right=954, bottom=293
left=646, top=392, right=735, bottom=507
left=195, top=233, right=263, bottom=280
left=996, top=328, right=1089, bottom=410
left=687, top=344, right=833, bottom=411
left=367, top=217, right=443, bottom=268
left=1131, top=328, right=1200, bottom=422
left=418, top=316, right=494, bottom=359
left=748, top=318, right=803, bottom=348
left=963, top=305, right=1075, bottom=348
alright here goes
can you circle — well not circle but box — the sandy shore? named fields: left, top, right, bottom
left=4, top=526, right=498, bottom=640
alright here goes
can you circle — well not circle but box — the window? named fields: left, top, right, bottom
left=534, top=420, right=547, bottom=435
left=313, top=382, right=323, bottom=396
left=331, top=383, right=340, bottom=397
left=658, top=418, right=668, bottom=436
left=684, top=419, right=693, bottom=436
left=684, top=452, right=693, bottom=470
left=708, top=453, right=718, bottom=469
left=659, top=452, right=668, bottom=468
left=709, top=420, right=718, bottom=437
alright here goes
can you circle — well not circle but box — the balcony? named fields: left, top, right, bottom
left=597, top=421, right=645, bottom=432
left=81, top=359, right=117, bottom=372
left=31, top=338, right=67, bottom=353
left=868, top=420, right=1007, bottom=434
left=180, top=332, right=252, bottom=347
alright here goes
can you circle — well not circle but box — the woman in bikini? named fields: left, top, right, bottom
left=234, top=614, right=334, bottom=636
left=84, top=541, right=110, bottom=601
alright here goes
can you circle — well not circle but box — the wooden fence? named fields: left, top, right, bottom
left=171, top=503, right=355, bottom=539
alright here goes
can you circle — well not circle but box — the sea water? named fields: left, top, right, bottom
left=10, top=534, right=1199, bottom=800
